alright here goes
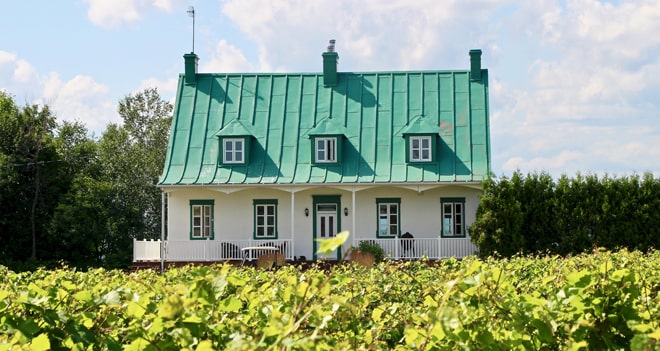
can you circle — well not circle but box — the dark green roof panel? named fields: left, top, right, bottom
left=160, top=67, right=491, bottom=185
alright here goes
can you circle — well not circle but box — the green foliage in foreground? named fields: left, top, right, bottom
left=1, top=250, right=658, bottom=350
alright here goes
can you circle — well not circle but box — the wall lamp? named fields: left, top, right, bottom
left=344, top=207, right=349, bottom=216
left=304, top=208, right=309, bottom=217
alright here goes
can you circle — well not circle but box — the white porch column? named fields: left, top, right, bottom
left=291, top=190, right=295, bottom=259
left=352, top=187, right=356, bottom=239
left=160, top=191, right=166, bottom=273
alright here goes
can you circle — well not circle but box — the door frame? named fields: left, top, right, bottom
left=312, top=195, right=342, bottom=260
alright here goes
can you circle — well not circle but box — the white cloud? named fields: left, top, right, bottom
left=13, top=60, right=37, bottom=83
left=488, top=0, right=660, bottom=177
left=0, top=50, right=16, bottom=65
left=502, top=150, right=583, bottom=174
left=137, top=77, right=179, bottom=105
left=40, top=72, right=116, bottom=134
left=203, top=40, right=256, bottom=73
left=220, top=0, right=511, bottom=72
left=84, top=0, right=183, bottom=28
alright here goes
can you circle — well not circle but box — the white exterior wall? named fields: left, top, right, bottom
left=352, top=186, right=482, bottom=239
left=165, top=184, right=481, bottom=260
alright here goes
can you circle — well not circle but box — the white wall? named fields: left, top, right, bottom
left=165, top=184, right=481, bottom=259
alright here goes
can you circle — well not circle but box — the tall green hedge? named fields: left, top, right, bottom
left=470, top=171, right=660, bottom=257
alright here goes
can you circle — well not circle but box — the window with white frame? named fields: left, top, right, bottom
left=409, top=135, right=432, bottom=162
left=315, top=137, right=337, bottom=163
left=254, top=200, right=277, bottom=239
left=376, top=198, right=400, bottom=237
left=441, top=198, right=465, bottom=237
left=190, top=200, right=213, bottom=239
left=223, top=138, right=244, bottom=164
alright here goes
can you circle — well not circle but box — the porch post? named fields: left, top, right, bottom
left=351, top=188, right=356, bottom=238
left=160, top=191, right=165, bottom=273
left=291, top=190, right=295, bottom=260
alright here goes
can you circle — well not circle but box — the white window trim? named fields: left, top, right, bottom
left=409, top=135, right=432, bottom=162
left=315, top=137, right=337, bottom=163
left=223, top=138, right=244, bottom=164
left=255, top=203, right=277, bottom=238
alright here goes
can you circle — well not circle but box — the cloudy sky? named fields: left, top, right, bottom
left=1, top=0, right=658, bottom=178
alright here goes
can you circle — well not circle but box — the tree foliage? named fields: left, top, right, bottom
left=0, top=88, right=172, bottom=270
left=471, top=171, right=660, bottom=257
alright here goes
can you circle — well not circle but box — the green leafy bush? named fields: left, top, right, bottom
left=357, top=240, right=386, bottom=262
left=471, top=171, right=660, bottom=257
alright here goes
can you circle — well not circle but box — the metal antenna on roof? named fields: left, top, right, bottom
left=187, top=6, right=195, bottom=53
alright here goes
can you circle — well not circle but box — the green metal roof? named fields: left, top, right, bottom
left=160, top=66, right=491, bottom=185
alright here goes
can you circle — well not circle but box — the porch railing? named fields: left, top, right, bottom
left=134, top=237, right=476, bottom=262
left=133, top=239, right=293, bottom=262
left=352, top=237, right=478, bottom=260
left=133, top=239, right=162, bottom=261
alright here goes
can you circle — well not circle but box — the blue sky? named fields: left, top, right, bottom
left=1, top=0, right=658, bottom=178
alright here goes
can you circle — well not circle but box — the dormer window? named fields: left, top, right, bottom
left=216, top=119, right=255, bottom=166
left=223, top=138, right=244, bottom=164
left=315, top=137, right=337, bottom=163
left=404, top=134, right=436, bottom=163
left=409, top=135, right=432, bottom=162
left=307, top=117, right=348, bottom=165
left=398, top=115, right=440, bottom=164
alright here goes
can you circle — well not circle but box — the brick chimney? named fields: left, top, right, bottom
left=184, top=52, right=199, bottom=85
left=322, top=40, right=338, bottom=87
left=469, top=49, right=482, bottom=81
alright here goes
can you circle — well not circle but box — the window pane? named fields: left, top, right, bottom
left=412, top=138, right=419, bottom=148
left=235, top=151, right=242, bottom=162
left=321, top=217, right=326, bottom=237
left=225, top=151, right=233, bottom=162
left=267, top=216, right=274, bottom=225
left=267, top=206, right=274, bottom=215
left=327, top=139, right=335, bottom=161
left=412, top=150, right=419, bottom=159
left=444, top=217, right=453, bottom=235
left=257, top=217, right=264, bottom=225
left=267, top=227, right=274, bottom=237
left=318, top=204, right=336, bottom=212
left=422, top=149, right=429, bottom=159
left=193, top=228, right=200, bottom=237
left=379, top=217, right=388, bottom=236
left=257, top=227, right=264, bottom=237
left=235, top=140, right=242, bottom=150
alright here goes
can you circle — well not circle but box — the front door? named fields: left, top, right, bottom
left=315, top=203, right=340, bottom=260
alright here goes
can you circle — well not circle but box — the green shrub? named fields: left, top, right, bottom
left=357, top=240, right=385, bottom=262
